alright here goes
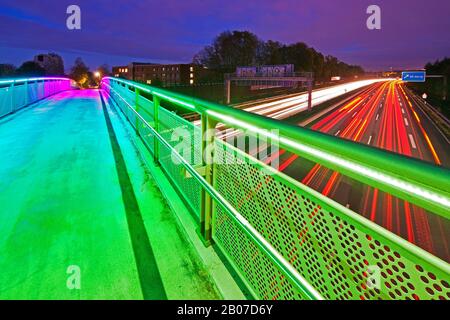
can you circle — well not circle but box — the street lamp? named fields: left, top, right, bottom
left=94, top=71, right=101, bottom=78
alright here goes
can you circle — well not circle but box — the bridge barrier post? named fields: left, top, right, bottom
left=10, top=81, right=15, bottom=114
left=135, top=88, right=141, bottom=133
left=307, top=80, right=313, bottom=110
left=199, top=114, right=217, bottom=246
left=444, top=76, right=447, bottom=101
left=25, top=80, right=29, bottom=106
left=152, top=94, right=161, bottom=165
left=225, top=79, right=231, bottom=104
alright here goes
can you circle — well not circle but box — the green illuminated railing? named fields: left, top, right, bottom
left=0, top=77, right=72, bottom=118
left=101, top=77, right=450, bottom=300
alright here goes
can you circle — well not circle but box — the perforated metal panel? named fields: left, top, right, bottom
left=137, top=95, right=154, bottom=122
left=0, top=87, right=12, bottom=116
left=214, top=205, right=309, bottom=300
left=28, top=82, right=39, bottom=102
left=213, top=140, right=450, bottom=300
left=36, top=82, right=45, bottom=100
left=105, top=81, right=201, bottom=218
left=105, top=83, right=155, bottom=155
left=13, top=84, right=27, bottom=110
left=158, top=108, right=202, bottom=216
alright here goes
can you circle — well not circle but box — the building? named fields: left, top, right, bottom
left=112, top=65, right=130, bottom=79
left=113, top=62, right=206, bottom=86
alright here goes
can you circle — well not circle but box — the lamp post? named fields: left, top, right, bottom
left=94, top=71, right=101, bottom=87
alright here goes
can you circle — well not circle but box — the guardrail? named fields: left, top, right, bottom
left=101, top=76, right=450, bottom=300
left=0, top=77, right=72, bottom=118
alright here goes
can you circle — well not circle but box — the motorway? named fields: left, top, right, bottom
left=194, top=79, right=389, bottom=139
left=234, top=79, right=389, bottom=119
left=267, top=80, right=450, bottom=262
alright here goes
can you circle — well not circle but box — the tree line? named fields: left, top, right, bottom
left=0, top=54, right=110, bottom=88
left=193, top=30, right=364, bottom=81
left=0, top=53, right=65, bottom=78
left=424, top=58, right=450, bottom=100
left=409, top=57, right=450, bottom=118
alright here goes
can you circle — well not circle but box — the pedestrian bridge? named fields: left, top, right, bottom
left=0, top=77, right=448, bottom=300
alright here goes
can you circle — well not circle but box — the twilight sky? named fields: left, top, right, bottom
left=0, top=0, right=449, bottom=72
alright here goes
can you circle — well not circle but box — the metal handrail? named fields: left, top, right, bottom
left=102, top=77, right=450, bottom=219
left=0, top=77, right=71, bottom=86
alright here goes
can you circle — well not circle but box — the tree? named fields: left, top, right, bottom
left=96, top=64, right=111, bottom=77
left=259, top=40, right=283, bottom=65
left=70, top=57, right=90, bottom=88
left=312, top=50, right=325, bottom=79
left=194, top=30, right=364, bottom=82
left=35, top=53, right=65, bottom=75
left=0, top=64, right=16, bottom=78
left=193, top=31, right=261, bottom=73
left=15, top=61, right=45, bottom=77
left=423, top=58, right=449, bottom=101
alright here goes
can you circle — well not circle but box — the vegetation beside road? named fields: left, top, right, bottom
left=194, top=30, right=364, bottom=83
left=409, top=57, right=450, bottom=119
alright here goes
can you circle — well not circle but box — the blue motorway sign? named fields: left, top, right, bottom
left=402, top=71, right=426, bottom=82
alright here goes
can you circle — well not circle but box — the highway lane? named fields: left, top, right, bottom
left=274, top=80, right=449, bottom=261
left=193, top=79, right=390, bottom=140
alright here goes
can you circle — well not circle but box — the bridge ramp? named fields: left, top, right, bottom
left=0, top=90, right=222, bottom=299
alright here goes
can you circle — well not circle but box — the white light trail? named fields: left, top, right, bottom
left=214, top=79, right=392, bottom=139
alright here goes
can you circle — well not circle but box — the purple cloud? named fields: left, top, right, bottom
left=0, top=0, right=449, bottom=70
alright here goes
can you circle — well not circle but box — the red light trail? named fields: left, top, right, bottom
left=276, top=80, right=449, bottom=261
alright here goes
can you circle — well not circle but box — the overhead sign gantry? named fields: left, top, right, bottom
left=225, top=64, right=314, bottom=108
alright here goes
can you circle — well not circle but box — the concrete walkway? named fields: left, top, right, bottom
left=0, top=90, right=220, bottom=299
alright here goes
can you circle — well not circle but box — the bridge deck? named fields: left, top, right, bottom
left=0, top=90, right=221, bottom=299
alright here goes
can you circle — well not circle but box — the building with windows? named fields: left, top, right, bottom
left=112, top=62, right=205, bottom=86
left=112, top=65, right=130, bottom=79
